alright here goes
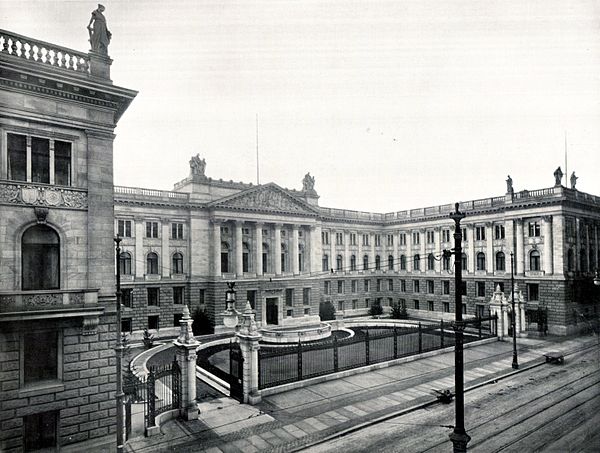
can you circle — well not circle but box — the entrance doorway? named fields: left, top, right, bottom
left=266, top=298, right=279, bottom=325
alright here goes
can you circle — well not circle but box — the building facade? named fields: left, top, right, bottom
left=0, top=30, right=136, bottom=451
left=114, top=161, right=600, bottom=339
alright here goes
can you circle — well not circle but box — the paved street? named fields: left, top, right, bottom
left=304, top=343, right=600, bottom=453
left=123, top=335, right=598, bottom=453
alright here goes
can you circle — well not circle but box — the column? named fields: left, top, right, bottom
left=344, top=230, right=350, bottom=272
left=434, top=227, right=441, bottom=273
left=330, top=229, right=335, bottom=272
left=134, top=218, right=144, bottom=278
left=292, top=225, right=300, bottom=275
left=420, top=229, right=426, bottom=272
left=310, top=225, right=321, bottom=273
left=161, top=218, right=170, bottom=277
left=255, top=223, right=263, bottom=276
left=174, top=306, right=200, bottom=420
left=26, top=136, right=32, bottom=182
left=406, top=230, right=412, bottom=272
left=274, top=223, right=282, bottom=275
left=467, top=225, right=475, bottom=275
left=515, top=220, right=524, bottom=275
left=49, top=140, right=55, bottom=184
left=357, top=231, right=363, bottom=271
left=235, top=221, right=243, bottom=277
left=485, top=222, right=493, bottom=273
left=394, top=231, right=400, bottom=273
left=212, top=219, right=221, bottom=277
left=542, top=216, right=553, bottom=275
left=369, top=232, right=375, bottom=272
left=236, top=303, right=262, bottom=405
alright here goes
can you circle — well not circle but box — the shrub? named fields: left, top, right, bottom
left=192, top=307, right=214, bottom=335
left=391, top=303, right=408, bottom=319
left=369, top=303, right=384, bottom=318
left=142, top=328, right=155, bottom=350
left=319, top=301, right=336, bottom=321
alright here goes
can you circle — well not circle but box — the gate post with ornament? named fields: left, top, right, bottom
left=173, top=305, right=200, bottom=420
left=236, top=302, right=263, bottom=405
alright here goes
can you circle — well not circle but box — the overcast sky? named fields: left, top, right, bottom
left=5, top=1, right=600, bottom=213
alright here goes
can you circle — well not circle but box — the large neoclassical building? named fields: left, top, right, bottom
left=114, top=159, right=600, bottom=337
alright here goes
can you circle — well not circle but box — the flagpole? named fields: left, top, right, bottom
left=256, top=113, right=260, bottom=185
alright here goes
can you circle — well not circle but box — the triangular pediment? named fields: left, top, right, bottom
left=209, top=183, right=318, bottom=216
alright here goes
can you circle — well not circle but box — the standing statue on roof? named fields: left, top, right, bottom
left=570, top=171, right=578, bottom=189
left=189, top=154, right=206, bottom=176
left=302, top=172, right=315, bottom=192
left=553, top=166, right=563, bottom=186
left=87, top=4, right=111, bottom=55
left=506, top=175, right=513, bottom=194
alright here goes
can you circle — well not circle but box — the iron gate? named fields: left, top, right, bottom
left=229, top=340, right=244, bottom=402
left=146, top=358, right=181, bottom=428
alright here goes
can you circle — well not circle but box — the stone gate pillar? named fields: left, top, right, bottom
left=488, top=285, right=508, bottom=339
left=236, top=302, right=262, bottom=405
left=173, top=306, right=200, bottom=420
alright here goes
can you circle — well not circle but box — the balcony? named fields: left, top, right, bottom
left=0, top=289, right=103, bottom=332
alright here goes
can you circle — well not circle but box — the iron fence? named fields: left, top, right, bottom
left=258, top=316, right=496, bottom=389
left=146, top=358, right=181, bottom=427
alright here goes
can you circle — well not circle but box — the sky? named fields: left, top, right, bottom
left=5, top=1, right=600, bottom=213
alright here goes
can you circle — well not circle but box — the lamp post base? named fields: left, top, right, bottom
left=449, top=430, right=471, bottom=453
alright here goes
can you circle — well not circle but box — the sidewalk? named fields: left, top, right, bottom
left=124, top=334, right=597, bottom=453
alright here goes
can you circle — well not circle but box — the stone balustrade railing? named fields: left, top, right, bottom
left=0, top=289, right=99, bottom=313
left=0, top=29, right=90, bottom=74
left=114, top=185, right=189, bottom=201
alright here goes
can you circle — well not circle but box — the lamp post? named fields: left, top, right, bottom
left=222, top=282, right=241, bottom=329
left=114, top=236, right=125, bottom=453
left=448, top=203, right=470, bottom=453
left=510, top=252, right=518, bottom=369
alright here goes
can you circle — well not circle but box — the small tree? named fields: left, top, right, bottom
left=142, top=328, right=155, bottom=350
left=369, top=302, right=384, bottom=318
left=192, top=307, right=214, bottom=335
left=319, top=301, right=336, bottom=321
left=391, top=303, right=408, bottom=319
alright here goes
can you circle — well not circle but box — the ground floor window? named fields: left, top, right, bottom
left=23, top=331, right=58, bottom=385
left=173, top=313, right=183, bottom=327
left=24, top=410, right=58, bottom=452
left=148, top=315, right=159, bottom=330
left=443, top=302, right=450, bottom=313
left=121, top=319, right=132, bottom=333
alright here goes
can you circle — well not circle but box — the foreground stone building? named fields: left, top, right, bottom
left=0, top=28, right=136, bottom=451
left=114, top=161, right=600, bottom=338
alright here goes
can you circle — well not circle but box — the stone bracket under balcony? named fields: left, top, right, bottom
left=0, top=289, right=103, bottom=335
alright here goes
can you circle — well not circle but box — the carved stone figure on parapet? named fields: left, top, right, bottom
left=189, top=154, right=206, bottom=177
left=506, top=175, right=513, bottom=194
left=553, top=166, right=563, bottom=186
left=570, top=171, right=578, bottom=189
left=87, top=4, right=111, bottom=55
left=302, top=172, right=316, bottom=192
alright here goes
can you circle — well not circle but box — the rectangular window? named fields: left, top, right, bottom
left=172, top=223, right=184, bottom=239
left=477, top=281, right=486, bottom=297
left=302, top=288, right=310, bottom=306
left=399, top=298, right=406, bottom=308
left=442, top=229, right=451, bottom=242
left=148, top=315, right=159, bottom=330
left=443, top=302, right=450, bottom=313
left=400, top=280, right=406, bottom=292
left=362, top=234, right=369, bottom=246
left=350, top=233, right=357, bottom=246
left=337, top=280, right=344, bottom=294
left=118, top=220, right=132, bottom=238
left=147, top=288, right=159, bottom=306
left=426, top=231, right=435, bottom=244
left=412, top=232, right=420, bottom=245
left=443, top=280, right=450, bottom=295
left=173, top=313, right=183, bottom=327
left=495, top=225, right=505, bottom=240
left=387, top=234, right=394, bottom=246
left=462, top=228, right=467, bottom=241
left=322, top=231, right=330, bottom=245
left=476, top=305, right=485, bottom=318
left=121, top=318, right=132, bottom=333
left=247, top=290, right=257, bottom=309
left=338, top=301, right=344, bottom=311
left=199, top=288, right=206, bottom=306
left=24, top=411, right=58, bottom=451
left=388, top=279, right=393, bottom=291
left=528, top=222, right=541, bottom=237
left=287, top=309, right=293, bottom=317
left=24, top=331, right=58, bottom=385
left=365, top=298, right=370, bottom=308
left=414, top=280, right=420, bottom=293
left=428, top=300, right=434, bottom=311
left=528, top=283, right=539, bottom=301
left=286, top=288, right=294, bottom=306
left=173, top=287, right=184, bottom=305
left=375, top=234, right=381, bottom=247
left=54, top=140, right=71, bottom=186
left=399, top=233, right=406, bottom=246
left=376, top=279, right=381, bottom=292
left=122, top=288, right=133, bottom=308
left=351, top=280, right=358, bottom=293
left=146, top=221, right=159, bottom=238
left=476, top=226, right=486, bottom=241
left=7, top=133, right=27, bottom=181
left=31, top=137, right=50, bottom=183
left=461, top=281, right=467, bottom=296
left=364, top=279, right=370, bottom=292
left=427, top=280, right=434, bottom=294
left=336, top=232, right=343, bottom=245
left=352, top=299, right=358, bottom=309
left=324, top=281, right=331, bottom=295
left=414, top=300, right=420, bottom=310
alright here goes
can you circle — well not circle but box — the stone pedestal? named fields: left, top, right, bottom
left=509, top=284, right=527, bottom=337
left=236, top=302, right=262, bottom=405
left=173, top=306, right=200, bottom=420
left=88, top=51, right=112, bottom=80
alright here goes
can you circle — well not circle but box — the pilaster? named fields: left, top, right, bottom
left=542, top=216, right=553, bottom=275
left=173, top=306, right=200, bottom=420
left=274, top=224, right=282, bottom=275
left=292, top=225, right=300, bottom=275
left=212, top=219, right=221, bottom=277
left=255, top=223, right=263, bottom=275
left=161, top=218, right=170, bottom=278
left=134, top=218, right=144, bottom=278
left=235, top=221, right=243, bottom=277
left=515, top=220, right=524, bottom=275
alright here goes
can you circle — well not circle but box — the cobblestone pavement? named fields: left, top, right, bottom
left=123, top=335, right=597, bottom=453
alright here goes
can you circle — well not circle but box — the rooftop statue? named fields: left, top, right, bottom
left=553, top=166, right=563, bottom=186
left=302, top=172, right=315, bottom=192
left=570, top=171, right=578, bottom=189
left=506, top=175, right=513, bottom=194
left=87, top=4, right=111, bottom=55
left=190, top=154, right=206, bottom=177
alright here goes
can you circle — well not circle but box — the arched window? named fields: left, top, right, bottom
left=281, top=243, right=288, bottom=273
left=220, top=242, right=229, bottom=273
left=461, top=253, right=468, bottom=272
left=22, top=224, right=59, bottom=290
left=427, top=253, right=435, bottom=271
left=147, top=252, right=159, bottom=275
left=336, top=254, right=343, bottom=271
left=375, top=255, right=381, bottom=270
left=530, top=250, right=540, bottom=271
left=476, top=252, right=486, bottom=271
left=172, top=252, right=183, bottom=274
left=442, top=254, right=450, bottom=271
left=363, top=255, right=369, bottom=271
left=242, top=242, right=250, bottom=273
left=119, top=252, right=132, bottom=275
left=567, top=248, right=574, bottom=272
left=400, top=255, right=406, bottom=270
left=262, top=243, right=269, bottom=274
left=495, top=252, right=505, bottom=271
left=350, top=254, right=356, bottom=271
left=322, top=254, right=329, bottom=272
left=413, top=254, right=421, bottom=271
left=388, top=255, right=394, bottom=270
